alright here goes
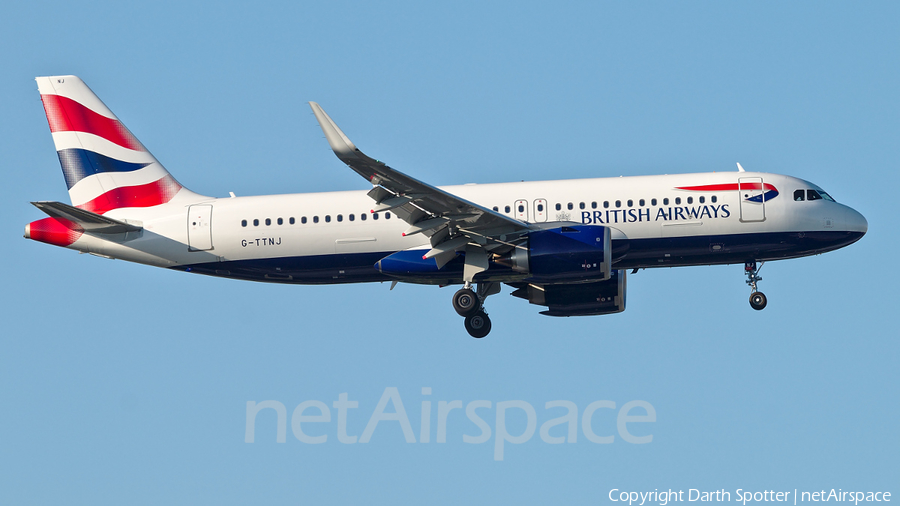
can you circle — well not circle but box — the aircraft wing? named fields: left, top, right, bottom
left=310, top=102, right=533, bottom=274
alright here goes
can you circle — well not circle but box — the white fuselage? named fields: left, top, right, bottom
left=58, top=170, right=867, bottom=285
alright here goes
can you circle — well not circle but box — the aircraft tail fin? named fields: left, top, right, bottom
left=36, top=75, right=194, bottom=214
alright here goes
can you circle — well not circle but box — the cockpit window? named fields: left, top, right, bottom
left=819, top=191, right=836, bottom=202
left=794, top=190, right=805, bottom=201
left=807, top=190, right=823, bottom=201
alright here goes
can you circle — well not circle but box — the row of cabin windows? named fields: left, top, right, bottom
left=491, top=196, right=718, bottom=214
left=241, top=212, right=392, bottom=227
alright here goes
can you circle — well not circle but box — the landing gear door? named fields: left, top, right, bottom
left=738, top=177, right=765, bottom=222
left=533, top=199, right=548, bottom=222
left=515, top=199, right=529, bottom=222
left=188, top=205, right=213, bottom=251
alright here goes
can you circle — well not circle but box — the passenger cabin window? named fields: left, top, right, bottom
left=567, top=203, right=573, bottom=210
left=265, top=218, right=271, bottom=226
left=505, top=205, right=511, bottom=213
left=289, top=217, right=295, bottom=224
left=711, top=196, right=717, bottom=203
left=591, top=202, right=597, bottom=209
left=325, top=215, right=331, bottom=223
left=627, top=200, right=633, bottom=207
left=794, top=190, right=805, bottom=201
left=241, top=220, right=247, bottom=227
left=385, top=212, right=391, bottom=219
left=615, top=200, right=621, bottom=208
left=493, top=206, right=499, bottom=212
left=519, top=204, right=525, bottom=212
left=349, top=214, right=355, bottom=221
left=373, top=213, right=379, bottom=220
left=277, top=218, right=283, bottom=225
left=651, top=198, right=657, bottom=206
left=663, top=198, right=669, bottom=205
left=579, top=202, right=585, bottom=210
left=603, top=201, right=609, bottom=209
left=301, top=217, right=307, bottom=224
left=807, top=190, right=822, bottom=201
left=337, top=215, right=343, bottom=222
left=699, top=196, right=705, bottom=204
left=687, top=197, right=693, bottom=204
left=675, top=197, right=681, bottom=205
left=555, top=203, right=561, bottom=211
left=313, top=216, right=319, bottom=223
left=537, top=204, right=544, bottom=212
left=360, top=213, right=367, bottom=221
left=639, top=199, right=645, bottom=206
left=253, top=219, right=259, bottom=226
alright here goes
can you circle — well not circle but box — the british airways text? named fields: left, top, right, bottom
left=580, top=204, right=731, bottom=224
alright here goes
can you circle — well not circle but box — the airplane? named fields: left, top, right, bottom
left=25, top=75, right=868, bottom=338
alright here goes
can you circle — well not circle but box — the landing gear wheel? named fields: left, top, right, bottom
left=465, top=311, right=491, bottom=338
left=749, top=291, right=767, bottom=311
left=452, top=288, right=480, bottom=317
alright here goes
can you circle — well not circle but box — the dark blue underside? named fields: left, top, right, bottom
left=177, top=230, right=864, bottom=285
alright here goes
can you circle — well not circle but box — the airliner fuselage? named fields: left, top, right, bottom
left=25, top=76, right=867, bottom=337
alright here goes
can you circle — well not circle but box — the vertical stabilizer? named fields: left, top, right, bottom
left=36, top=75, right=199, bottom=214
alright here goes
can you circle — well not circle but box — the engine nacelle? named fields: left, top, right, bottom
left=511, top=269, right=627, bottom=317
left=496, top=225, right=612, bottom=283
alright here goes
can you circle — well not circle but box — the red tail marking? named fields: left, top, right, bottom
left=78, top=175, right=182, bottom=215
left=40, top=94, right=144, bottom=151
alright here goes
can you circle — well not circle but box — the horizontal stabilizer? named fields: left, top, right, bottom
left=32, top=201, right=142, bottom=234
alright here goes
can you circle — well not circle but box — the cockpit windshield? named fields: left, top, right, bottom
left=794, top=188, right=837, bottom=203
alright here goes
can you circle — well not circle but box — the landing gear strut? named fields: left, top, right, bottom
left=452, top=282, right=498, bottom=338
left=745, top=261, right=767, bottom=311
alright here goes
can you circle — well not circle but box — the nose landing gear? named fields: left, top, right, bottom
left=745, top=261, right=767, bottom=310
left=452, top=282, right=498, bottom=338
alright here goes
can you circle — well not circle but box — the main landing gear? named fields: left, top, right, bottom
left=452, top=282, right=498, bottom=338
left=745, top=261, right=767, bottom=311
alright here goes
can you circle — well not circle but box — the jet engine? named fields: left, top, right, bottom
left=495, top=225, right=614, bottom=283
left=510, top=269, right=627, bottom=316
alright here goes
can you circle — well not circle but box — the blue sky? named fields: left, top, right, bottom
left=1, top=1, right=897, bottom=504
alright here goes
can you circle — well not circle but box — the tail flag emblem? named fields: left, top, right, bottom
left=36, top=76, right=188, bottom=213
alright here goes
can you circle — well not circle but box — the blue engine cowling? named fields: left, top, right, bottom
left=496, top=225, right=612, bottom=283
left=510, top=269, right=627, bottom=317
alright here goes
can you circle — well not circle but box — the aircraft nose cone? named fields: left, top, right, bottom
left=848, top=207, right=868, bottom=235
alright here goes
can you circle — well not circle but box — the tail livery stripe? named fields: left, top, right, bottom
left=58, top=148, right=152, bottom=189
left=40, top=94, right=144, bottom=151
left=78, top=175, right=182, bottom=215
